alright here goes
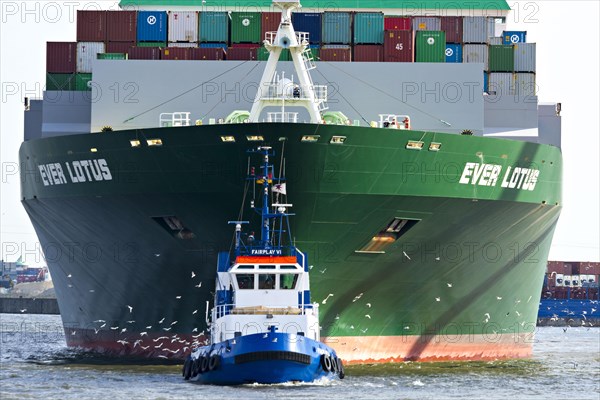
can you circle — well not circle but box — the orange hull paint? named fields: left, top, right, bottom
left=322, top=334, right=534, bottom=364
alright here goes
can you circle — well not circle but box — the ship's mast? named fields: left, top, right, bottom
left=248, top=0, right=327, bottom=123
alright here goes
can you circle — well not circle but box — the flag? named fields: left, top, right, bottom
left=272, top=183, right=286, bottom=195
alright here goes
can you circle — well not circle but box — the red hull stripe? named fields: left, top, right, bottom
left=235, top=256, right=297, bottom=263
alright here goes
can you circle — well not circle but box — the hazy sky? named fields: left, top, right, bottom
left=0, top=1, right=598, bottom=265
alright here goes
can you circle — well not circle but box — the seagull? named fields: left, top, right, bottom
left=322, top=294, right=334, bottom=304
left=67, top=274, right=72, bottom=278
left=153, top=336, right=168, bottom=342
left=404, top=326, right=410, bottom=330
left=117, top=340, right=128, bottom=345
left=435, top=257, right=440, bottom=261
left=68, top=284, right=73, bottom=288
left=309, top=265, right=314, bottom=270
left=366, top=303, right=371, bottom=308
left=365, top=314, right=371, bottom=319
left=403, top=251, right=411, bottom=260
left=146, top=325, right=152, bottom=329
left=496, top=296, right=502, bottom=300
left=350, top=325, right=354, bottom=330
left=89, top=289, right=95, bottom=293
left=120, top=328, right=127, bottom=333
left=192, top=309, right=198, bottom=314
left=592, top=308, right=597, bottom=313
left=127, top=305, right=133, bottom=313
left=20, top=309, right=27, bottom=313
left=447, top=283, right=453, bottom=288
left=515, top=311, right=521, bottom=317
left=133, top=340, right=142, bottom=348
left=100, top=323, right=106, bottom=328
left=163, top=327, right=172, bottom=331
left=195, top=282, right=202, bottom=288
left=94, top=319, right=105, bottom=323
left=93, top=328, right=100, bottom=334
left=140, top=332, right=148, bottom=336
left=360, top=328, right=368, bottom=333
left=141, top=345, right=150, bottom=350
left=158, top=355, right=168, bottom=359
left=71, top=331, right=76, bottom=335
left=192, top=328, right=198, bottom=332
left=319, top=268, right=327, bottom=274
left=159, top=318, right=165, bottom=324
left=171, top=321, right=178, bottom=326
left=127, top=320, right=135, bottom=324
left=110, top=326, right=119, bottom=330
left=154, top=254, right=160, bottom=257
left=191, top=271, right=196, bottom=278
left=155, top=343, right=164, bottom=348
left=176, top=296, right=182, bottom=299
left=484, top=313, right=490, bottom=323
left=262, top=333, right=268, bottom=338
left=272, top=337, right=278, bottom=343
left=435, top=297, right=441, bottom=302
left=352, top=293, right=363, bottom=302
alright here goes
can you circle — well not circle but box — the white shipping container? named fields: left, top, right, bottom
left=168, top=42, right=198, bottom=48
left=168, top=11, right=198, bottom=42
left=463, top=44, right=488, bottom=71
left=413, top=17, right=441, bottom=31
left=514, top=73, right=536, bottom=97
left=488, top=72, right=513, bottom=95
left=514, top=43, right=536, bottom=72
left=77, top=42, right=105, bottom=73
left=488, top=36, right=502, bottom=45
left=463, top=17, right=494, bottom=43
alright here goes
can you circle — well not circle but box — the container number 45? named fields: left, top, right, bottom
left=395, top=43, right=403, bottom=50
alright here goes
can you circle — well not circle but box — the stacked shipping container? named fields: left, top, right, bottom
left=48, top=11, right=538, bottom=95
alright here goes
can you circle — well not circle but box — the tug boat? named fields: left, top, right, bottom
left=182, top=146, right=344, bottom=384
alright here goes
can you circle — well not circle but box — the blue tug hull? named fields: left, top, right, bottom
left=184, top=332, right=343, bottom=385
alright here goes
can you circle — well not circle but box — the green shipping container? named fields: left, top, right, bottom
left=489, top=45, right=514, bottom=72
left=46, top=73, right=75, bottom=90
left=97, top=53, right=128, bottom=60
left=136, top=42, right=166, bottom=47
left=199, top=12, right=228, bottom=43
left=258, top=47, right=291, bottom=61
left=353, top=12, right=384, bottom=44
left=230, top=12, right=261, bottom=43
left=415, top=31, right=446, bottom=62
left=75, top=73, right=93, bottom=91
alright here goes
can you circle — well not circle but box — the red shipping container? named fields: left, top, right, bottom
left=231, top=43, right=261, bottom=48
left=189, top=48, right=226, bottom=60
left=128, top=47, right=161, bottom=60
left=161, top=47, right=189, bottom=60
left=441, top=17, right=463, bottom=43
left=353, top=45, right=383, bottom=62
left=384, top=17, right=411, bottom=31
left=384, top=30, right=413, bottom=62
left=320, top=47, right=351, bottom=61
left=106, top=41, right=135, bottom=54
left=46, top=42, right=76, bottom=73
left=261, top=12, right=280, bottom=41
left=106, top=11, right=137, bottom=42
left=227, top=47, right=258, bottom=60
left=77, top=10, right=107, bottom=42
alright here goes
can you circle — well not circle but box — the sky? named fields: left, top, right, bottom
left=0, top=0, right=599, bottom=266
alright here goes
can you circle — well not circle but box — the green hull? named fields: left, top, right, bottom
left=19, top=123, right=562, bottom=362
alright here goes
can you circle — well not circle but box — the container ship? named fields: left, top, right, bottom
left=20, top=0, right=563, bottom=363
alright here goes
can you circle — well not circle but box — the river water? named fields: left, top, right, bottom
left=1, top=314, right=598, bottom=399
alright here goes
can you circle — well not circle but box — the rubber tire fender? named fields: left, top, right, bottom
left=192, top=357, right=200, bottom=377
left=200, top=356, right=210, bottom=373
left=183, top=358, right=192, bottom=380
left=208, top=354, right=221, bottom=371
left=337, top=358, right=345, bottom=379
left=321, top=354, right=332, bottom=372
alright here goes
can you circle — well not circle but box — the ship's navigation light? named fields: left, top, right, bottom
left=90, top=148, right=98, bottom=153
left=147, top=139, right=163, bottom=146
left=246, top=135, right=265, bottom=142
left=405, top=140, right=424, bottom=150
left=130, top=140, right=141, bottom=147
left=330, top=136, right=346, bottom=145
left=301, top=135, right=320, bottom=143
left=221, top=136, right=236, bottom=142
left=429, top=142, right=441, bottom=151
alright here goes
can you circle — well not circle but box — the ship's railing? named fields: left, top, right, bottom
left=159, top=112, right=191, bottom=127
left=264, top=31, right=310, bottom=46
left=212, top=303, right=317, bottom=319
left=258, top=83, right=327, bottom=102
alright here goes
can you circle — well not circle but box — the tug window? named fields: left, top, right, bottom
left=237, top=274, right=255, bottom=289
left=258, top=274, right=276, bottom=290
left=280, top=274, right=298, bottom=289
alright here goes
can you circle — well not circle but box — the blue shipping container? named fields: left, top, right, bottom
left=199, top=12, right=228, bottom=43
left=322, top=12, right=351, bottom=44
left=292, top=12, right=321, bottom=43
left=502, top=31, right=526, bottom=44
left=137, top=11, right=167, bottom=42
left=199, top=43, right=228, bottom=49
left=353, top=12, right=384, bottom=44
left=445, top=43, right=462, bottom=63
left=484, top=72, right=489, bottom=92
